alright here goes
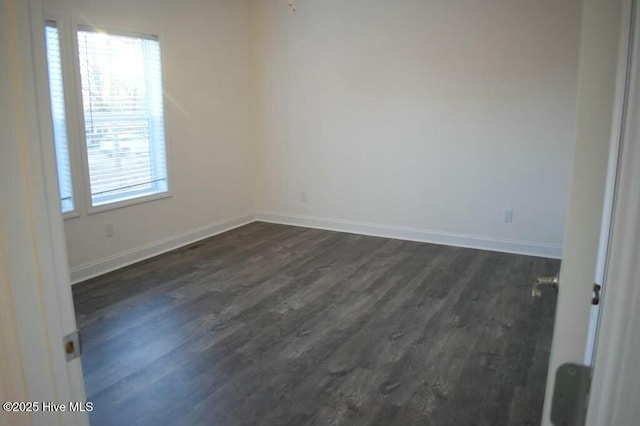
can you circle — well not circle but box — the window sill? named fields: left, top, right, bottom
left=86, top=190, right=171, bottom=215
left=62, top=210, right=80, bottom=220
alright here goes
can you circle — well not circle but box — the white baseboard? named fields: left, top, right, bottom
left=254, top=211, right=563, bottom=259
left=70, top=211, right=562, bottom=284
left=70, top=213, right=256, bottom=284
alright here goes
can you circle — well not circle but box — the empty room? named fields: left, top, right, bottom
left=3, top=0, right=638, bottom=426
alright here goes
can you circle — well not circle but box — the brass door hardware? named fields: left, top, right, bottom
left=533, top=275, right=559, bottom=298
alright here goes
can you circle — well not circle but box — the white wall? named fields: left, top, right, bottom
left=56, top=0, right=584, bottom=281
left=43, top=0, right=255, bottom=280
left=251, top=0, right=582, bottom=255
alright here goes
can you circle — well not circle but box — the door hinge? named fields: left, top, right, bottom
left=551, top=363, right=591, bottom=426
left=63, top=330, right=82, bottom=361
left=592, top=283, right=602, bottom=305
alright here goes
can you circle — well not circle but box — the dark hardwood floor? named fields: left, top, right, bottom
left=72, top=222, right=559, bottom=426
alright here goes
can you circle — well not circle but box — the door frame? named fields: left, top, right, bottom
left=29, top=0, right=89, bottom=418
left=584, top=0, right=636, bottom=367
left=1, top=0, right=87, bottom=425
left=586, top=0, right=640, bottom=423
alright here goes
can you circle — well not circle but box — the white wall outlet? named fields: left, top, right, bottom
left=105, top=222, right=115, bottom=238
left=300, top=192, right=308, bottom=203
left=503, top=209, right=514, bottom=223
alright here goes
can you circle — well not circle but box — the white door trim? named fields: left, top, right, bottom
left=584, top=0, right=636, bottom=367
left=541, top=0, right=631, bottom=423
left=28, top=0, right=89, bottom=411
left=1, top=0, right=88, bottom=424
left=587, top=0, right=640, bottom=423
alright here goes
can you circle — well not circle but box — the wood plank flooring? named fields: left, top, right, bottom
left=72, top=222, right=559, bottom=426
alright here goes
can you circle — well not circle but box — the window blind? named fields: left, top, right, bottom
left=77, top=28, right=168, bottom=207
left=45, top=22, right=74, bottom=213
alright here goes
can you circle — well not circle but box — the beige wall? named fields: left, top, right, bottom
left=44, top=0, right=255, bottom=277
left=54, top=0, right=585, bottom=279
left=252, top=0, right=582, bottom=253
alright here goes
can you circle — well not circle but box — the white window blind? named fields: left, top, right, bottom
left=45, top=22, right=74, bottom=213
left=77, top=27, right=168, bottom=207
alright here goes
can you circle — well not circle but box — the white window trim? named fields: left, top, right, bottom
left=69, top=21, right=172, bottom=215
left=44, top=15, right=81, bottom=220
left=63, top=207, right=80, bottom=220
left=87, top=190, right=172, bottom=214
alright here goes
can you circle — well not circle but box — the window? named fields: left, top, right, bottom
left=44, top=21, right=75, bottom=214
left=76, top=27, right=168, bottom=208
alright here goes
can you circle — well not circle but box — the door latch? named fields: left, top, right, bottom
left=63, top=330, right=82, bottom=361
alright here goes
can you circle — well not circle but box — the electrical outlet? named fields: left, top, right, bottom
left=300, top=192, right=308, bottom=203
left=503, top=209, right=513, bottom=223
left=105, top=222, right=115, bottom=238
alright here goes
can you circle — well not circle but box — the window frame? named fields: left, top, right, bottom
left=70, top=22, right=172, bottom=215
left=43, top=17, right=81, bottom=220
